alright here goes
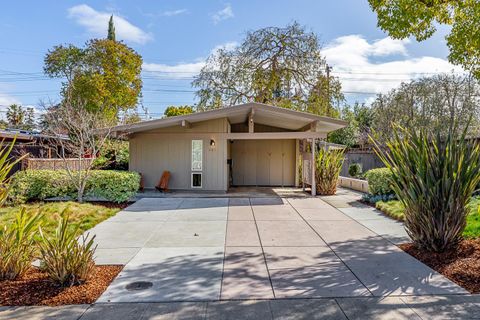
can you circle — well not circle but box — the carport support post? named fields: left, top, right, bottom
left=311, top=138, right=316, bottom=196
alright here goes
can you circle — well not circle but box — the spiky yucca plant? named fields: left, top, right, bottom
left=0, top=137, right=26, bottom=205
left=0, top=137, right=35, bottom=280
left=315, top=148, right=345, bottom=195
left=38, top=212, right=96, bottom=286
left=0, top=208, right=42, bottom=280
left=372, top=125, right=480, bottom=252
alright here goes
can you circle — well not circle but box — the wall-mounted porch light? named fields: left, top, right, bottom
left=210, top=139, right=216, bottom=147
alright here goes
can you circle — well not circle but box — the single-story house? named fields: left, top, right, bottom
left=110, top=103, right=347, bottom=194
left=0, top=129, right=69, bottom=176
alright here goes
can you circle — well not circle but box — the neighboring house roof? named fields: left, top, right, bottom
left=0, top=129, right=69, bottom=143
left=111, top=102, right=347, bottom=134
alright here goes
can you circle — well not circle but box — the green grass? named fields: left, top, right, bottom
left=375, top=200, right=405, bottom=221
left=464, top=197, right=480, bottom=238
left=375, top=197, right=480, bottom=238
left=0, top=201, right=120, bottom=238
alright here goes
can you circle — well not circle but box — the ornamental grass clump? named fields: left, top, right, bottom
left=372, top=125, right=480, bottom=252
left=315, top=148, right=345, bottom=195
left=0, top=208, right=42, bottom=280
left=38, top=212, right=96, bottom=286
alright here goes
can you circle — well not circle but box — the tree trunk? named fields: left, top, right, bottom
left=77, top=184, right=85, bottom=203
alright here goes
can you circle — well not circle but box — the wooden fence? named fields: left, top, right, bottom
left=25, top=158, right=94, bottom=171
left=340, top=148, right=385, bottom=177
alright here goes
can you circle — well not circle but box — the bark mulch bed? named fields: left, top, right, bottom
left=400, top=239, right=480, bottom=293
left=0, top=265, right=122, bottom=306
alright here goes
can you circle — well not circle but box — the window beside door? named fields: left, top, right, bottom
left=191, top=140, right=203, bottom=188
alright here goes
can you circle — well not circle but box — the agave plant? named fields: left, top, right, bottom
left=0, top=208, right=42, bottom=280
left=315, top=147, right=345, bottom=195
left=372, top=124, right=480, bottom=252
left=38, top=211, right=96, bottom=286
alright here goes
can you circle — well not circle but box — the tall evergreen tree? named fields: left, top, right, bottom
left=107, top=15, right=116, bottom=41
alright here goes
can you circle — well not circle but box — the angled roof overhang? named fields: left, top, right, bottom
left=110, top=102, right=347, bottom=135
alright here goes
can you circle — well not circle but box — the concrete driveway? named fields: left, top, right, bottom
left=88, top=194, right=466, bottom=303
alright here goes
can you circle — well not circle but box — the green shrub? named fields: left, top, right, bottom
left=9, top=170, right=140, bottom=204
left=0, top=208, right=42, bottom=280
left=86, top=170, right=140, bottom=202
left=365, top=168, right=393, bottom=195
left=38, top=212, right=96, bottom=286
left=373, top=125, right=480, bottom=252
left=362, top=193, right=396, bottom=204
left=315, top=148, right=345, bottom=195
left=9, top=170, right=76, bottom=204
left=93, top=140, right=129, bottom=171
left=348, top=163, right=362, bottom=177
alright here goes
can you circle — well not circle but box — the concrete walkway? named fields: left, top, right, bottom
left=320, top=188, right=410, bottom=245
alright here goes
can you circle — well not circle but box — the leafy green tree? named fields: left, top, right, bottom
left=93, top=139, right=129, bottom=170
left=327, top=107, right=357, bottom=147
left=107, top=15, right=116, bottom=41
left=24, top=107, right=35, bottom=130
left=43, top=45, right=85, bottom=83
left=307, top=76, right=343, bottom=117
left=44, top=39, right=142, bottom=122
left=328, top=103, right=374, bottom=147
left=370, top=74, right=480, bottom=141
left=368, top=0, right=480, bottom=78
left=122, top=111, right=142, bottom=124
left=193, top=22, right=343, bottom=115
left=164, top=105, right=195, bottom=117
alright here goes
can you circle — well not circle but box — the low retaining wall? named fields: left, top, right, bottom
left=338, top=176, right=369, bottom=193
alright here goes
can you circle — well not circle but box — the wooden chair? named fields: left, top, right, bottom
left=155, top=171, right=171, bottom=192
left=139, top=173, right=145, bottom=191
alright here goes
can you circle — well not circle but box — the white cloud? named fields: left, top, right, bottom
left=143, top=41, right=238, bottom=79
left=323, top=35, right=463, bottom=100
left=0, top=93, right=20, bottom=106
left=68, top=4, right=153, bottom=44
left=212, top=4, right=234, bottom=24
left=370, top=37, right=410, bottom=56
left=162, top=9, right=188, bottom=17
left=211, top=41, right=238, bottom=52
left=143, top=61, right=205, bottom=79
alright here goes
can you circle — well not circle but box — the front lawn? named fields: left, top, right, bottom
left=375, top=197, right=480, bottom=238
left=0, top=201, right=121, bottom=238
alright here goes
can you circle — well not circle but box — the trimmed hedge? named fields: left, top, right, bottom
left=9, top=170, right=140, bottom=204
left=364, top=168, right=394, bottom=195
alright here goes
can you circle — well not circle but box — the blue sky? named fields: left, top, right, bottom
left=0, top=1, right=459, bottom=119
